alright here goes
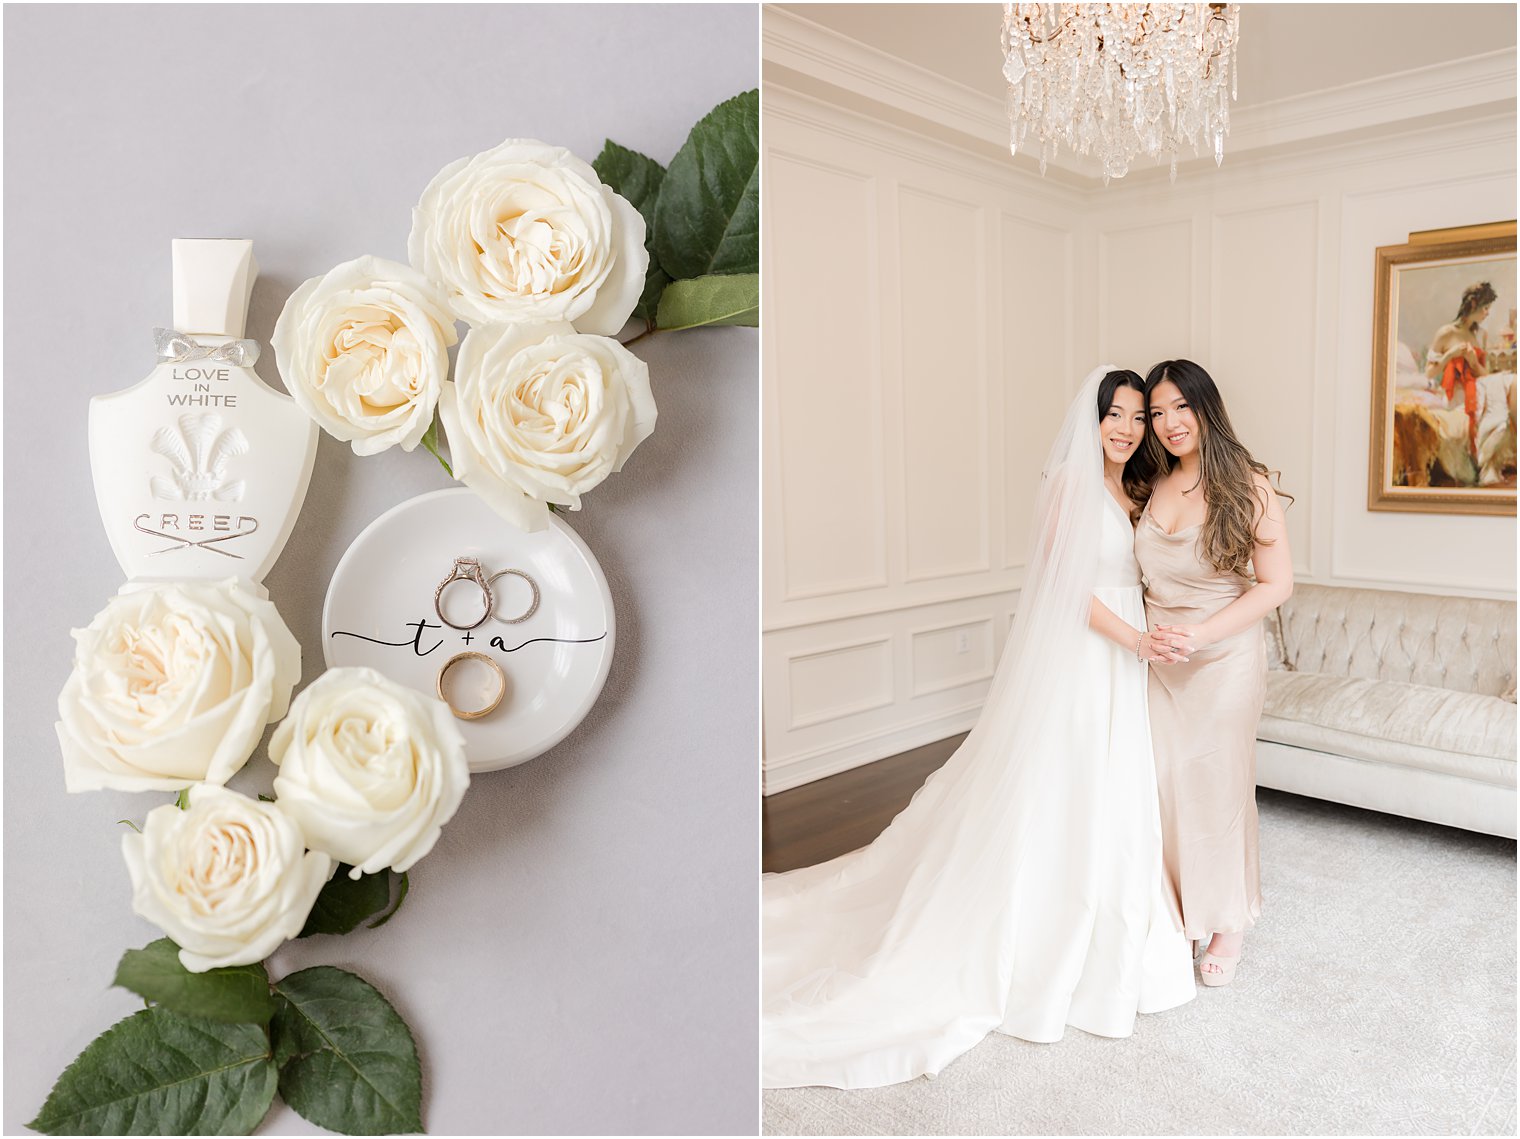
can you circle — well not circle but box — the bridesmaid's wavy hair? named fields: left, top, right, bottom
left=1095, top=368, right=1157, bottom=517
left=1139, top=359, right=1293, bottom=578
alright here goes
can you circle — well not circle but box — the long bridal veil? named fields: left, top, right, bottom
left=762, top=366, right=1122, bottom=1090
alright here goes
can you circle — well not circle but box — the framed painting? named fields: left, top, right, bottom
left=1368, top=222, right=1517, bottom=515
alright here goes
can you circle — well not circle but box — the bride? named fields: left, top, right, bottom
left=763, top=365, right=1196, bottom=1090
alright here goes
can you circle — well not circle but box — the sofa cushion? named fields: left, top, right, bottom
left=1264, top=608, right=1290, bottom=671
left=1260, top=671, right=1517, bottom=789
left=1277, top=584, right=1515, bottom=698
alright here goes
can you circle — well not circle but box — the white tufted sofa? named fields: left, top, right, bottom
left=1257, top=584, right=1517, bottom=839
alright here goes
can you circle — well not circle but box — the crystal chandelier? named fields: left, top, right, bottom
left=1001, top=4, right=1241, bottom=182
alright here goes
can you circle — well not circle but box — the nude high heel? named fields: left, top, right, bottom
left=1198, top=950, right=1240, bottom=987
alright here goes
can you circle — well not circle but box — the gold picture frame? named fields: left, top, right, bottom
left=1368, top=223, right=1517, bottom=515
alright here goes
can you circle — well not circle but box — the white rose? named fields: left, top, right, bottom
left=57, top=580, right=301, bottom=794
left=122, top=785, right=331, bottom=972
left=408, top=138, right=647, bottom=334
left=272, top=255, right=458, bottom=455
left=270, top=667, right=469, bottom=878
left=438, top=321, right=657, bottom=531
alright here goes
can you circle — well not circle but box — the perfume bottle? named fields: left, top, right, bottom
left=89, top=240, right=317, bottom=587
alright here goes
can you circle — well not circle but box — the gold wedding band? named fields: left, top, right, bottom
left=436, top=651, right=506, bottom=720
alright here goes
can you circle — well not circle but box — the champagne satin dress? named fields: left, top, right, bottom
left=1134, top=504, right=1265, bottom=939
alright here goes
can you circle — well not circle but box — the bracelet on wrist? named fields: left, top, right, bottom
left=1135, top=630, right=1147, bottom=664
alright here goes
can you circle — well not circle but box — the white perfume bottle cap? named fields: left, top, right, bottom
left=172, top=239, right=258, bottom=338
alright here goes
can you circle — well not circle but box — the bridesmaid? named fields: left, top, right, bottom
left=1134, top=359, right=1293, bottom=987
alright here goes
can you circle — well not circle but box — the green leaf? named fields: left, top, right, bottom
left=652, top=89, right=759, bottom=280
left=636, top=271, right=671, bottom=326
left=299, top=866, right=392, bottom=938
left=656, top=273, right=759, bottom=330
left=114, top=939, right=276, bottom=1026
left=176, top=787, right=191, bottom=810
left=367, top=871, right=410, bottom=930
left=116, top=819, right=141, bottom=833
left=271, top=967, right=423, bottom=1135
left=594, top=140, right=671, bottom=321
left=420, top=413, right=453, bottom=478
left=28, top=1007, right=275, bottom=1135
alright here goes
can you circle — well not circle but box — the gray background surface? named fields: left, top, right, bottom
left=3, top=5, right=758, bottom=1134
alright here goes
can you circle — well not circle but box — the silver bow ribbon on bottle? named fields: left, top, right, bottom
left=154, top=327, right=260, bottom=367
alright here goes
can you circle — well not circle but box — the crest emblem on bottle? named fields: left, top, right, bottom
left=149, top=414, right=250, bottom=502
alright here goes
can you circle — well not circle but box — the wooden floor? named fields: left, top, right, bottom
left=762, top=733, right=967, bottom=873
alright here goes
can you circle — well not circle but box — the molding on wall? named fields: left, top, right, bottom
left=762, top=555, right=1026, bottom=636
left=1334, top=164, right=1520, bottom=210
left=908, top=616, right=997, bottom=698
left=763, top=586, right=1022, bottom=786
left=1091, top=115, right=1518, bottom=208
left=896, top=184, right=993, bottom=584
left=1095, top=215, right=1194, bottom=364
left=1207, top=197, right=1322, bottom=580
left=1295, top=573, right=1516, bottom=602
left=783, top=634, right=894, bottom=730
left=764, top=7, right=1517, bottom=188
left=764, top=147, right=890, bottom=608
left=1225, top=47, right=1517, bottom=155
left=762, top=84, right=1089, bottom=211
left=1310, top=191, right=1343, bottom=586
left=1325, top=557, right=1518, bottom=599
left=763, top=9, right=1011, bottom=158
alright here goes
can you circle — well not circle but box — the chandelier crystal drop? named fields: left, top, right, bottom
left=1001, top=3, right=1241, bottom=182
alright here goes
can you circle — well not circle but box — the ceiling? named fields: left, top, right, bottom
left=772, top=3, right=1518, bottom=111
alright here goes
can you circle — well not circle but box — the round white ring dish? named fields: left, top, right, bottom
left=322, top=487, right=614, bottom=772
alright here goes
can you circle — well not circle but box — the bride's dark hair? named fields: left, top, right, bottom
left=1096, top=368, right=1156, bottom=518
left=1140, top=359, right=1292, bottom=578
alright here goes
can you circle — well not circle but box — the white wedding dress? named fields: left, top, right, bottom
left=762, top=368, right=1195, bottom=1090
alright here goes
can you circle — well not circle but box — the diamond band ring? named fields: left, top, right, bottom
left=487, top=568, right=540, bottom=624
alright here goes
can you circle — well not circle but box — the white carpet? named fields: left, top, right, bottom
left=763, top=789, right=1517, bottom=1136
